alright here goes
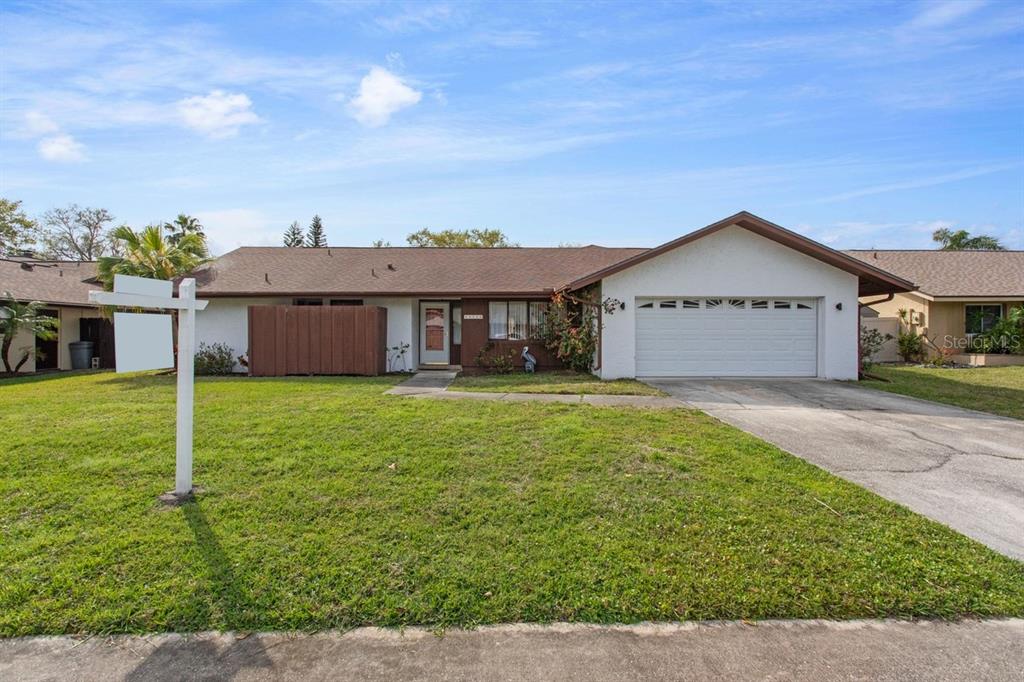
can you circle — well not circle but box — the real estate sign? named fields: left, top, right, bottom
left=89, top=275, right=209, bottom=497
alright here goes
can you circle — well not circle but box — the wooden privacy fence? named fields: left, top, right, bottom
left=248, top=305, right=387, bottom=376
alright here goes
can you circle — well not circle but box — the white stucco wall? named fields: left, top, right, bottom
left=364, top=297, right=417, bottom=371
left=195, top=297, right=288, bottom=372
left=598, top=225, right=860, bottom=380
left=5, top=306, right=105, bottom=373
left=194, top=296, right=418, bottom=373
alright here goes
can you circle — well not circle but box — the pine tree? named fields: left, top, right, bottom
left=283, top=221, right=304, bottom=247
left=306, top=215, right=327, bottom=248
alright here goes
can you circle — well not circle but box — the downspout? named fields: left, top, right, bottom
left=858, top=292, right=895, bottom=379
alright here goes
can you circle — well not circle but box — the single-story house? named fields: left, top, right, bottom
left=1, top=257, right=113, bottom=373
left=193, top=212, right=915, bottom=380
left=850, top=249, right=1024, bottom=365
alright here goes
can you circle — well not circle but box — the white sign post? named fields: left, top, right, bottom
left=89, top=275, right=209, bottom=500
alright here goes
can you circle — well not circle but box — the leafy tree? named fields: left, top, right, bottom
left=932, top=228, right=1005, bottom=251
left=97, top=225, right=210, bottom=289
left=0, top=198, right=36, bottom=257
left=37, top=204, right=118, bottom=260
left=1, top=292, right=60, bottom=374
left=406, top=228, right=517, bottom=248
left=283, top=221, right=304, bottom=247
left=306, top=214, right=327, bottom=248
left=371, top=239, right=392, bottom=247
left=164, top=214, right=205, bottom=246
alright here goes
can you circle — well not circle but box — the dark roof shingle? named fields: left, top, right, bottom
left=193, top=246, right=648, bottom=297
left=844, top=250, right=1024, bottom=298
left=0, top=259, right=102, bottom=306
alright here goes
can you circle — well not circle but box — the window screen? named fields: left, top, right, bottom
left=489, top=302, right=508, bottom=339
left=508, top=301, right=529, bottom=340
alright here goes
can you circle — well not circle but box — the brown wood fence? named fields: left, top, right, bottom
left=247, top=305, right=387, bottom=377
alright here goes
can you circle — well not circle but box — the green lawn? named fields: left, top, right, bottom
left=451, top=370, right=665, bottom=395
left=865, top=365, right=1024, bottom=420
left=1, top=372, right=1022, bottom=636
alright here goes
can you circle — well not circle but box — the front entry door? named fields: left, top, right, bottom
left=35, top=308, right=59, bottom=370
left=420, top=302, right=450, bottom=365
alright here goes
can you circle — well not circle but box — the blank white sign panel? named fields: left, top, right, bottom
left=113, top=274, right=173, bottom=298
left=114, top=312, right=174, bottom=373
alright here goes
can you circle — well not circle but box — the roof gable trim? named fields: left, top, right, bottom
left=560, top=211, right=917, bottom=296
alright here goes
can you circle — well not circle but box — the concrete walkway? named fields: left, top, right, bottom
left=3, top=619, right=1020, bottom=681
left=386, top=371, right=686, bottom=408
left=649, top=378, right=1024, bottom=560
left=385, top=370, right=458, bottom=394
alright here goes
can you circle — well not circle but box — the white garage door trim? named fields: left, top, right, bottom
left=635, top=297, right=819, bottom=377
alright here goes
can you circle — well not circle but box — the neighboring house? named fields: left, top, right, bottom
left=849, top=250, right=1024, bottom=365
left=1, top=257, right=113, bottom=373
left=193, top=212, right=914, bottom=380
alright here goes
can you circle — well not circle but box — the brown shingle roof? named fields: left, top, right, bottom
left=193, top=246, right=648, bottom=297
left=0, top=259, right=102, bottom=306
left=844, top=250, right=1024, bottom=298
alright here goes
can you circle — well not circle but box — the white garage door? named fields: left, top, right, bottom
left=635, top=298, right=818, bottom=377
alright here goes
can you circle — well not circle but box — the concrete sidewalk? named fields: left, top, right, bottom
left=386, top=371, right=686, bottom=408
left=3, top=619, right=1021, bottom=681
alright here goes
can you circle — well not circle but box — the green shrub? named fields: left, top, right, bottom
left=859, top=325, right=892, bottom=372
left=475, top=342, right=516, bottom=374
left=194, top=342, right=236, bottom=375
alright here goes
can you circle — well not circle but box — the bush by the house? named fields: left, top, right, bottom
left=475, top=341, right=517, bottom=374
left=194, top=342, right=236, bottom=375
left=859, top=325, right=892, bottom=372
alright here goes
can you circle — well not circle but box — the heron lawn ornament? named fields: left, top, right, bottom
left=521, top=346, right=537, bottom=373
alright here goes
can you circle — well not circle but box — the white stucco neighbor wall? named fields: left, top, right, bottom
left=195, top=297, right=290, bottom=372
left=364, top=297, right=417, bottom=371
left=194, top=296, right=418, bottom=373
left=5, top=306, right=105, bottom=373
left=598, top=225, right=860, bottom=380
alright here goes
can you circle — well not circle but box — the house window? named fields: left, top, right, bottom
left=751, top=300, right=768, bottom=309
left=966, top=304, right=1002, bottom=334
left=659, top=300, right=677, bottom=309
left=293, top=298, right=323, bottom=306
left=529, top=302, right=547, bottom=338
left=638, top=301, right=654, bottom=309
left=681, top=299, right=700, bottom=309
left=705, top=299, right=722, bottom=309
left=728, top=299, right=745, bottom=309
left=330, top=299, right=363, bottom=306
left=452, top=305, right=462, bottom=345
left=489, top=300, right=548, bottom=340
left=774, top=301, right=792, bottom=309
left=508, top=301, right=528, bottom=340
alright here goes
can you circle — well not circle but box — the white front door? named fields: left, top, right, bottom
left=419, top=301, right=450, bottom=365
left=635, top=297, right=818, bottom=377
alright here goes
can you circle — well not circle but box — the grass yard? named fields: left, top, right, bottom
left=1, top=372, right=1022, bottom=636
left=866, top=364, right=1024, bottom=420
left=450, top=370, right=665, bottom=395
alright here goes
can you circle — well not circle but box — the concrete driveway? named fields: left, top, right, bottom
left=647, top=379, right=1024, bottom=560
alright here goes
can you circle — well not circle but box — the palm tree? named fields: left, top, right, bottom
left=98, top=225, right=210, bottom=289
left=1, top=292, right=60, bottom=374
left=164, top=214, right=206, bottom=246
left=932, top=228, right=1005, bottom=251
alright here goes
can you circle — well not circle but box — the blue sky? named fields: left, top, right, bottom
left=1, top=0, right=1022, bottom=255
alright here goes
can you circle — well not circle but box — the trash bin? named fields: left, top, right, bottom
left=69, top=341, right=95, bottom=370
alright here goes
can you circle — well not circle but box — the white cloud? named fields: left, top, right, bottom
left=194, top=208, right=277, bottom=255
left=374, top=3, right=457, bottom=33
left=346, top=67, right=422, bottom=127
left=38, top=134, right=86, bottom=162
left=177, top=90, right=260, bottom=138
left=22, top=111, right=60, bottom=137
left=909, top=0, right=986, bottom=30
